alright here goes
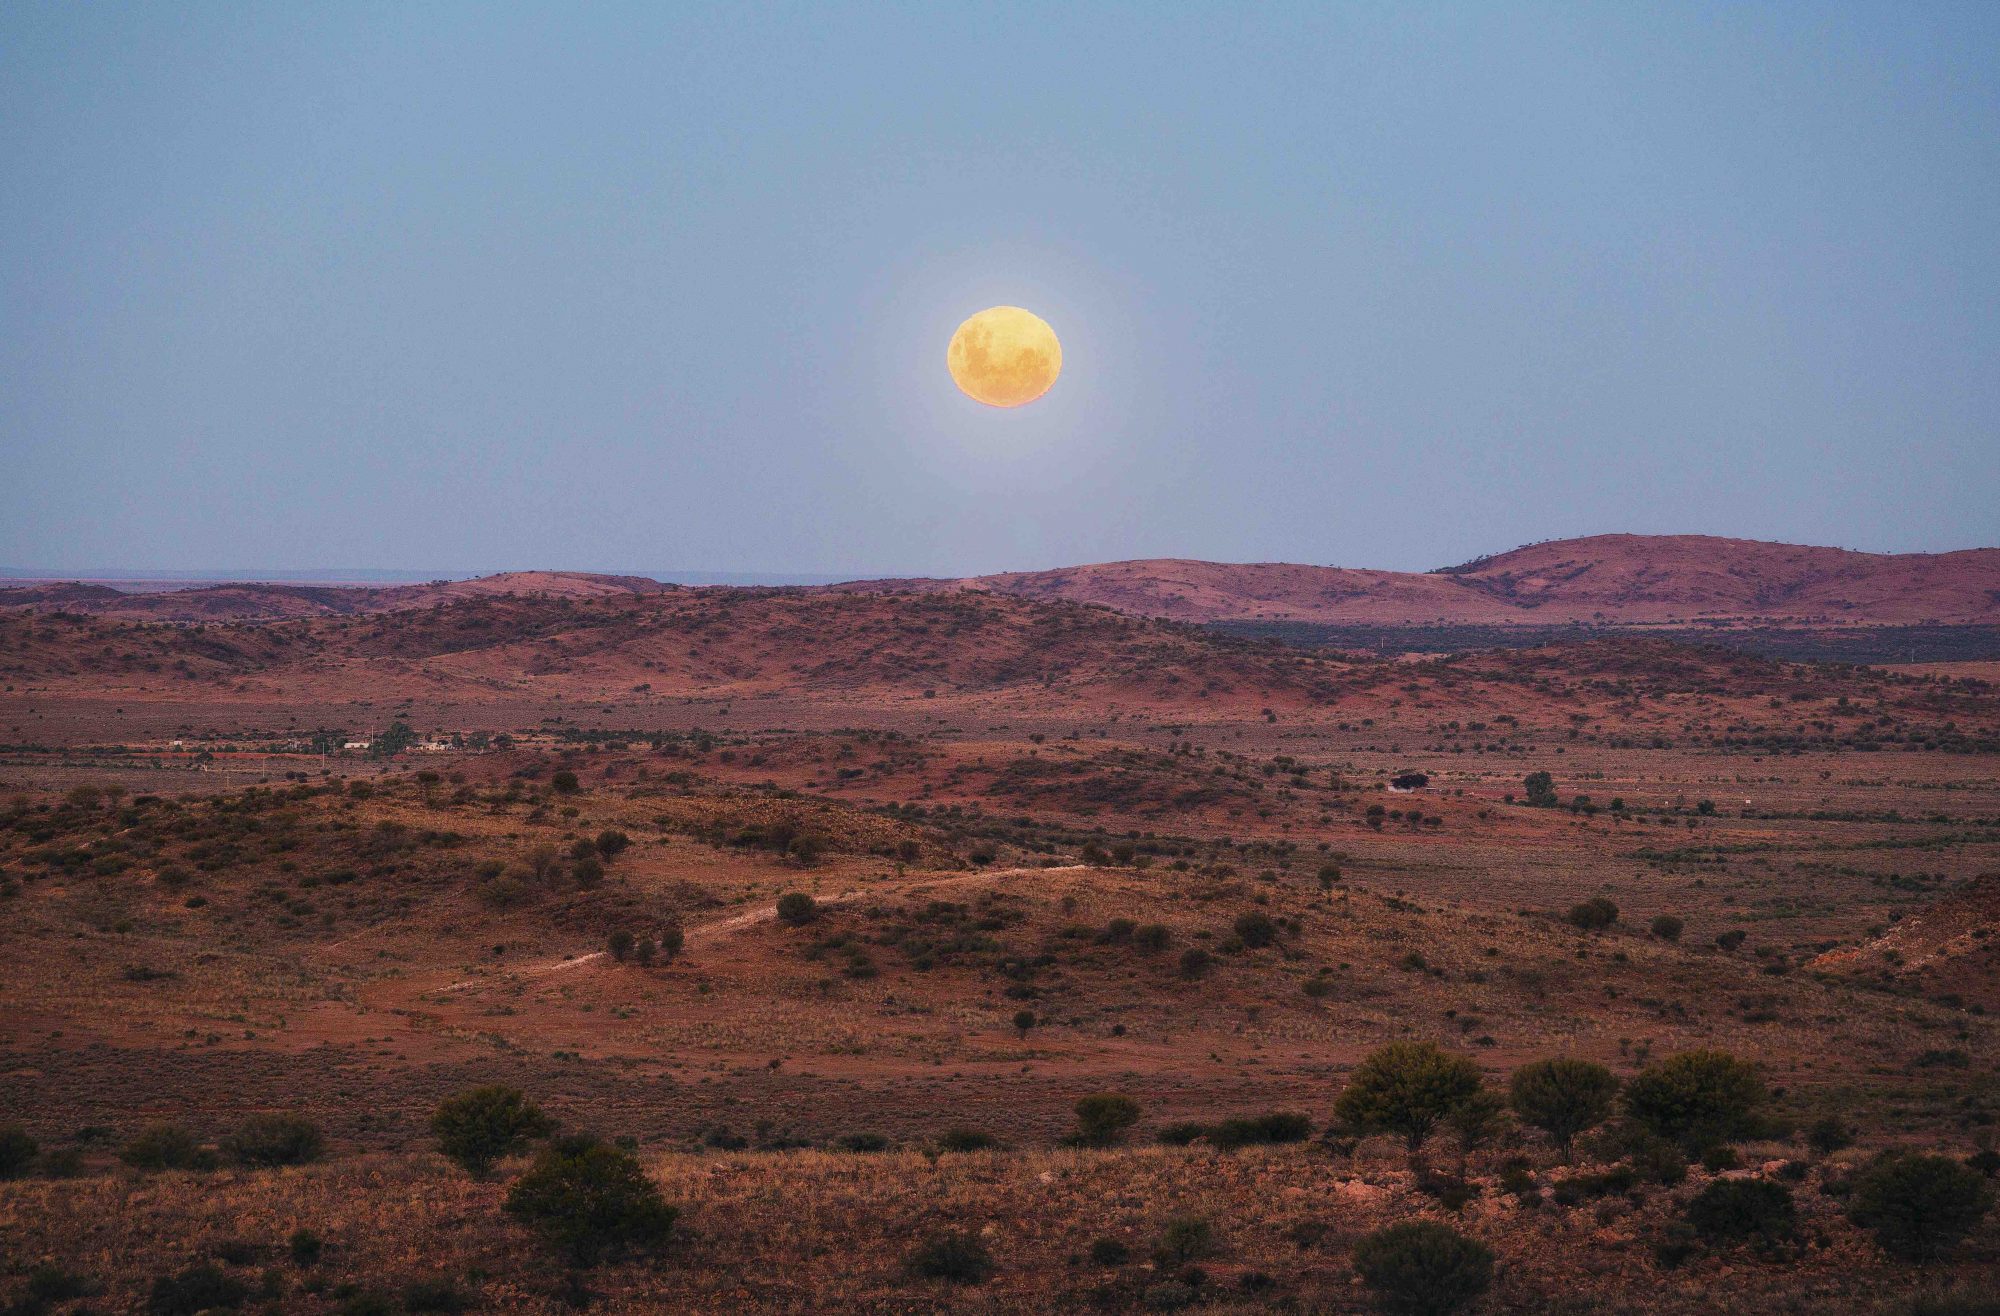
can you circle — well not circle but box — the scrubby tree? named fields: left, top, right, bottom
left=1567, top=897, right=1619, bottom=930
left=1623, top=1050, right=1766, bottom=1153
left=433, top=1085, right=556, bottom=1177
left=1523, top=771, right=1558, bottom=808
left=1847, top=1152, right=1995, bottom=1261
left=607, top=930, right=634, bottom=962
left=1013, top=1009, right=1036, bottom=1039
left=904, top=1229, right=993, bottom=1284
left=121, top=1124, right=202, bottom=1171
left=1686, top=1178, right=1796, bottom=1249
left=594, top=829, right=630, bottom=859
left=1334, top=1042, right=1485, bottom=1171
left=504, top=1135, right=677, bottom=1266
left=223, top=1113, right=323, bottom=1167
left=1509, top=1057, right=1618, bottom=1163
left=1350, top=1221, right=1493, bottom=1316
left=1445, top=1091, right=1509, bottom=1176
left=1072, top=1093, right=1141, bottom=1147
left=0, top=1125, right=38, bottom=1177
left=1234, top=911, right=1277, bottom=948
left=1649, top=914, right=1684, bottom=942
left=776, top=892, right=818, bottom=925
left=657, top=924, right=685, bottom=961
left=147, top=1264, right=248, bottom=1316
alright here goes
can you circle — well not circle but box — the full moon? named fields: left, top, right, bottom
left=947, top=306, right=1062, bottom=408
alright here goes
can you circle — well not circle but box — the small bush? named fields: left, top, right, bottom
left=1509, top=1057, right=1618, bottom=1163
left=432, top=1085, right=556, bottom=1176
left=905, top=1229, right=992, bottom=1284
left=1806, top=1115, right=1855, bottom=1156
left=1847, top=1152, right=1995, bottom=1261
left=1089, top=1236, right=1130, bottom=1266
left=0, top=1124, right=38, bottom=1177
left=1178, top=947, right=1212, bottom=979
left=289, top=1228, right=324, bottom=1265
left=1350, top=1221, right=1494, bottom=1316
left=776, top=892, right=818, bottom=925
left=594, top=829, right=631, bottom=859
left=224, top=1113, right=323, bottom=1167
left=147, top=1264, right=248, bottom=1316
left=1134, top=923, right=1171, bottom=952
left=1685, top=1178, right=1796, bottom=1248
left=1622, top=1049, right=1766, bottom=1153
left=1233, top=911, right=1277, bottom=948
left=1073, top=1093, right=1141, bottom=1147
left=1649, top=914, right=1684, bottom=941
left=1567, top=897, right=1619, bottom=930
left=121, top=1124, right=202, bottom=1171
left=550, top=770, right=580, bottom=793
left=504, top=1135, right=678, bottom=1266
left=936, top=1127, right=998, bottom=1153
left=1153, top=1215, right=1218, bottom=1265
left=608, top=930, right=634, bottom=961
left=403, top=1277, right=475, bottom=1312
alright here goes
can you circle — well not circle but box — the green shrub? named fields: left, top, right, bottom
left=1567, top=897, right=1619, bottom=930
left=1159, top=1111, right=1313, bottom=1149
left=1152, top=1215, right=1218, bottom=1265
left=607, top=930, right=634, bottom=961
left=1847, top=1152, right=1995, bottom=1261
left=594, top=829, right=630, bottom=859
left=1334, top=1042, right=1485, bottom=1170
left=776, top=892, right=818, bottom=925
left=1685, top=1178, right=1795, bottom=1248
left=1088, top=1236, right=1130, bottom=1266
left=936, top=1127, right=998, bottom=1153
left=1233, top=911, right=1277, bottom=948
left=224, top=1113, right=323, bottom=1167
left=432, top=1085, right=556, bottom=1176
left=1134, top=923, right=1171, bottom=952
left=0, top=1124, right=37, bottom=1177
left=121, top=1123, right=202, bottom=1171
left=1072, top=1093, right=1141, bottom=1147
left=1622, top=1050, right=1765, bottom=1153
left=1806, top=1115, right=1854, bottom=1156
left=550, top=770, right=579, bottom=793
left=1509, top=1057, right=1617, bottom=1163
left=905, top=1229, right=992, bottom=1284
left=1178, top=947, right=1211, bottom=978
left=147, top=1264, right=248, bottom=1316
left=504, top=1135, right=677, bottom=1266
left=1350, top=1220, right=1494, bottom=1316
left=403, top=1277, right=475, bottom=1312
left=1649, top=914, right=1684, bottom=941
left=289, top=1228, right=324, bottom=1265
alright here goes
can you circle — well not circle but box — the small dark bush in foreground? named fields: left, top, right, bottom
left=504, top=1135, right=677, bottom=1266
left=1685, top=1178, right=1795, bottom=1248
left=1350, top=1220, right=1493, bottom=1316
left=1847, top=1152, right=1995, bottom=1261
left=148, top=1264, right=248, bottom=1316
left=224, top=1113, right=323, bottom=1167
left=905, top=1229, right=993, bottom=1284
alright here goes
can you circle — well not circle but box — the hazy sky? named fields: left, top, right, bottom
left=4, top=3, right=1996, bottom=577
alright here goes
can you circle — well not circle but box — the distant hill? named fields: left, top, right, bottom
left=0, top=570, right=673, bottom=621
left=8, top=535, right=1999, bottom=627
left=838, top=534, right=2000, bottom=626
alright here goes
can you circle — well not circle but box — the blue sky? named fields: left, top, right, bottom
left=3, top=3, right=1996, bottom=576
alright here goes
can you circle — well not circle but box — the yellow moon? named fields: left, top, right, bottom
left=947, top=306, right=1062, bottom=407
